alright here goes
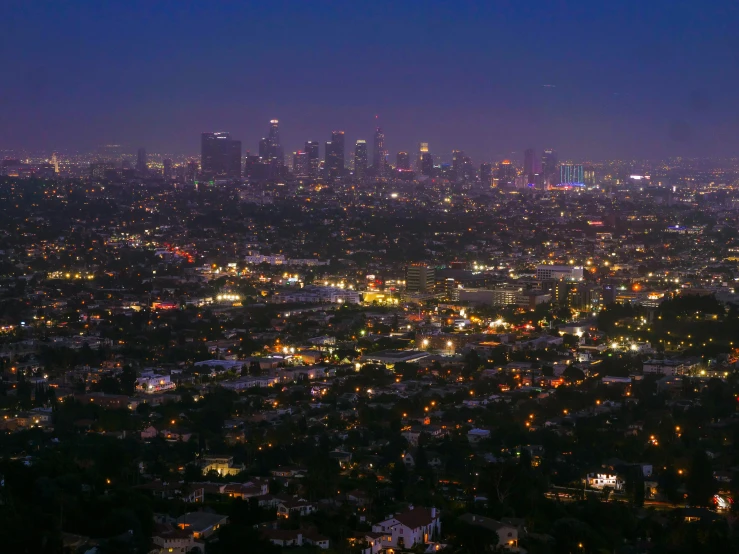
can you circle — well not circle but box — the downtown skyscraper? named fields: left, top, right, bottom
left=325, top=131, right=345, bottom=180
left=305, top=141, right=320, bottom=177
left=354, top=140, right=368, bottom=179
left=259, top=120, right=284, bottom=165
left=136, top=147, right=147, bottom=174
left=292, top=151, right=310, bottom=177
left=373, top=123, right=387, bottom=175
left=201, top=132, right=242, bottom=179
left=396, top=152, right=410, bottom=170
left=541, top=149, right=558, bottom=187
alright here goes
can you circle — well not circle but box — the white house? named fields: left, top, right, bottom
left=586, top=473, right=624, bottom=491
left=277, top=498, right=317, bottom=518
left=642, top=359, right=686, bottom=376
left=136, top=370, right=176, bottom=393
left=152, top=525, right=203, bottom=554
left=372, top=507, right=441, bottom=550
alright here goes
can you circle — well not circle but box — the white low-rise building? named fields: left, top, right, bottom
left=372, top=507, right=441, bottom=550
left=274, top=286, right=360, bottom=304
left=137, top=371, right=176, bottom=394
left=586, top=472, right=624, bottom=491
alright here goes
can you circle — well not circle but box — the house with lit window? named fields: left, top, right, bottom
left=175, top=512, right=228, bottom=540
left=152, top=524, right=204, bottom=554
left=137, top=480, right=204, bottom=503
left=277, top=497, right=317, bottom=518
left=585, top=472, right=624, bottom=491
left=222, top=479, right=268, bottom=499
left=348, top=532, right=384, bottom=554
left=201, top=456, right=244, bottom=476
left=137, top=370, right=176, bottom=393
left=372, top=507, right=441, bottom=550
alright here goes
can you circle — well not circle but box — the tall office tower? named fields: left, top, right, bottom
left=417, top=142, right=429, bottom=171
left=305, top=141, right=320, bottom=176
left=51, top=152, right=59, bottom=174
left=499, top=160, right=517, bottom=186
left=244, top=155, right=271, bottom=181
left=452, top=150, right=465, bottom=181
left=523, top=148, right=535, bottom=178
left=560, top=163, right=584, bottom=185
left=163, top=158, right=172, bottom=180
left=325, top=131, right=345, bottom=180
left=396, top=151, right=410, bottom=170
left=257, top=120, right=284, bottom=167
left=421, top=152, right=434, bottom=176
left=136, top=148, right=147, bottom=174
left=201, top=132, right=242, bottom=178
left=354, top=140, right=368, bottom=179
left=479, top=163, right=492, bottom=186
left=292, top=151, right=310, bottom=177
left=541, top=149, right=558, bottom=187
left=324, top=141, right=333, bottom=179
left=268, top=119, right=283, bottom=161
left=258, top=138, right=270, bottom=159
left=405, top=264, right=435, bottom=293
left=373, top=123, right=387, bottom=175
left=461, top=154, right=474, bottom=181
left=186, top=160, right=199, bottom=182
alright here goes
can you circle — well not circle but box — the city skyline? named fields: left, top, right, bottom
left=2, top=1, right=738, bottom=160
left=3, top=2, right=739, bottom=552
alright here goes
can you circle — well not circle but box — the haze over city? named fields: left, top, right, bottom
left=3, top=0, right=739, bottom=160
left=3, top=2, right=739, bottom=554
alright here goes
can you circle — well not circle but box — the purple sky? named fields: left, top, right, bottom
left=2, top=0, right=739, bottom=162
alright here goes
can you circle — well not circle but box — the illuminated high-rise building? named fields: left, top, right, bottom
left=560, top=163, right=584, bottom=185
left=258, top=119, right=284, bottom=168
left=305, top=141, right=320, bottom=177
left=201, top=132, right=242, bottom=178
left=452, top=150, right=465, bottom=181
left=51, top=152, right=59, bottom=174
left=417, top=142, right=429, bottom=172
left=293, top=151, right=310, bottom=177
left=354, top=140, right=368, bottom=179
left=373, top=123, right=387, bottom=175
left=406, top=264, right=435, bottom=293
left=267, top=119, right=283, bottom=163
left=496, top=160, right=516, bottom=187
left=396, top=151, right=410, bottom=170
left=541, top=149, right=558, bottom=186
left=325, top=131, right=345, bottom=180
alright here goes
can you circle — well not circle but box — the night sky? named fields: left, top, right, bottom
left=3, top=0, right=739, bottom=161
